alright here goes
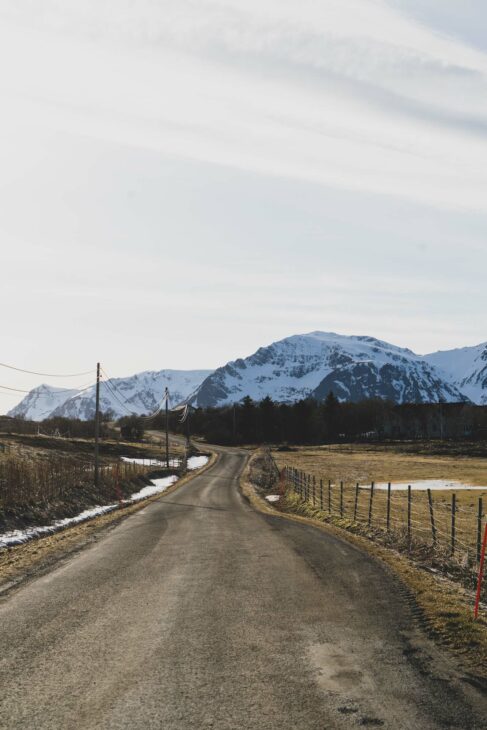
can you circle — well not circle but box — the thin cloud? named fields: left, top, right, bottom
left=0, top=1, right=486, bottom=209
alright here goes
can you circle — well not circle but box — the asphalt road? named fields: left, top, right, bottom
left=0, top=449, right=485, bottom=729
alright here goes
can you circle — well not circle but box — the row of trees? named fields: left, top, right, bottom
left=0, top=414, right=146, bottom=442
left=4, top=395, right=487, bottom=446
left=173, top=395, right=487, bottom=445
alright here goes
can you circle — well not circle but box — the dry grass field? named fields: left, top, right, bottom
left=272, top=443, right=487, bottom=487
left=273, top=444, right=487, bottom=564
left=0, top=431, right=186, bottom=533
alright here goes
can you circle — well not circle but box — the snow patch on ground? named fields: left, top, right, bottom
left=120, top=455, right=208, bottom=470
left=368, top=480, right=487, bottom=491
left=0, top=505, right=117, bottom=549
left=0, top=456, right=209, bottom=549
left=265, top=495, right=281, bottom=503
left=121, top=456, right=178, bottom=467
left=187, top=455, right=209, bottom=470
left=128, top=476, right=178, bottom=502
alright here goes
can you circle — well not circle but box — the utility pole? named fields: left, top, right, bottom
left=94, top=362, right=100, bottom=488
left=233, top=403, right=236, bottom=444
left=186, top=405, right=191, bottom=449
left=165, top=387, right=169, bottom=468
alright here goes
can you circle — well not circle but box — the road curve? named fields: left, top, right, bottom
left=0, top=448, right=485, bottom=729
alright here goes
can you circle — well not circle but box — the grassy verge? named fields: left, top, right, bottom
left=274, top=444, right=487, bottom=585
left=242, top=453, right=487, bottom=681
left=0, top=451, right=217, bottom=595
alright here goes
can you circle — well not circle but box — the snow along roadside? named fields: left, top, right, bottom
left=0, top=456, right=209, bottom=549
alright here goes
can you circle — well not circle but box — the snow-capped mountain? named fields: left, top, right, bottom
left=192, top=332, right=468, bottom=407
left=8, top=370, right=212, bottom=421
left=424, top=343, right=487, bottom=405
left=8, top=385, right=81, bottom=421
left=9, top=334, right=487, bottom=420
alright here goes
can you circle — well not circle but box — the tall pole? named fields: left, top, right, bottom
left=165, top=387, right=169, bottom=468
left=94, top=362, right=100, bottom=488
left=186, top=406, right=190, bottom=448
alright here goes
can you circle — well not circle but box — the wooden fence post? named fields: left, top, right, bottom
left=427, top=488, right=436, bottom=545
left=386, top=483, right=391, bottom=531
left=320, top=479, right=323, bottom=510
left=407, top=485, right=412, bottom=547
left=313, top=476, right=316, bottom=507
left=474, top=522, right=487, bottom=619
left=328, top=480, right=332, bottom=514
left=451, top=493, right=456, bottom=557
left=477, top=498, right=483, bottom=563
left=368, top=482, right=374, bottom=526
left=354, top=483, right=359, bottom=521
left=340, top=481, right=344, bottom=517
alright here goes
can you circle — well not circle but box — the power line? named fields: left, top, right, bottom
left=0, top=381, right=96, bottom=395
left=0, top=362, right=94, bottom=378
left=100, top=367, right=134, bottom=407
left=100, top=367, right=169, bottom=420
left=0, top=384, right=39, bottom=393
left=137, top=391, right=171, bottom=422
left=0, top=389, right=27, bottom=398
left=100, top=378, right=137, bottom=416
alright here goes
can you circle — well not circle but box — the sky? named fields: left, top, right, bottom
left=0, top=0, right=486, bottom=413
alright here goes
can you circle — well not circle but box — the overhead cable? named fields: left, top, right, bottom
left=0, top=362, right=93, bottom=377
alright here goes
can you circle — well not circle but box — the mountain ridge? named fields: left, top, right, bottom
left=7, top=332, right=487, bottom=421
left=8, top=369, right=212, bottom=422
left=192, top=331, right=468, bottom=408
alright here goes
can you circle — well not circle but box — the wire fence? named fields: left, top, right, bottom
left=283, top=466, right=486, bottom=568
left=0, top=453, right=185, bottom=511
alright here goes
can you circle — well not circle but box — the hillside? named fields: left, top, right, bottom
left=8, top=370, right=212, bottom=421
left=425, top=343, right=487, bottom=405
left=192, top=332, right=467, bottom=407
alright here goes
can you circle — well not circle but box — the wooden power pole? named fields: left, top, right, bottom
left=165, top=387, right=169, bottom=468
left=94, top=362, right=101, bottom=488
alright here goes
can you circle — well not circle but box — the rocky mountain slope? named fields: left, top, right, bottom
left=9, top=333, right=487, bottom=420
left=192, top=332, right=468, bottom=407
left=8, top=370, right=212, bottom=421
left=8, top=385, right=81, bottom=421
left=424, top=343, right=487, bottom=405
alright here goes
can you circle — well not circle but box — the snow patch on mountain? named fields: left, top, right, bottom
left=424, top=343, right=487, bottom=405
left=8, top=370, right=212, bottom=421
left=193, top=332, right=467, bottom=407
left=7, top=384, right=80, bottom=421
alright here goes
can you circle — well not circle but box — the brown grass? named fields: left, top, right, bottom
left=273, top=445, right=487, bottom=562
left=273, top=443, right=487, bottom=486
left=0, top=434, right=187, bottom=533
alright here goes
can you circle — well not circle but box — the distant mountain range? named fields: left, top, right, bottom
left=191, top=332, right=476, bottom=407
left=7, top=332, right=487, bottom=421
left=8, top=370, right=212, bottom=422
